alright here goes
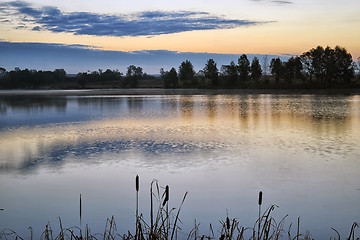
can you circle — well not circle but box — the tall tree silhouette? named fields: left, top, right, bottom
left=270, top=58, right=283, bottom=84
left=179, top=60, right=196, bottom=87
left=221, top=61, right=238, bottom=88
left=283, top=56, right=303, bottom=85
left=238, top=54, right=250, bottom=85
left=203, top=59, right=219, bottom=88
left=333, top=46, right=354, bottom=85
left=250, top=57, right=262, bottom=85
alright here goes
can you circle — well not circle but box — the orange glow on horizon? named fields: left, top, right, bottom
left=1, top=21, right=360, bottom=59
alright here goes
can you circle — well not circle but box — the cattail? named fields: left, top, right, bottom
left=258, top=191, right=262, bottom=240
left=135, top=175, right=139, bottom=240
left=226, top=217, right=230, bottom=230
left=258, top=191, right=263, bottom=206
left=80, top=194, right=82, bottom=224
left=163, top=185, right=169, bottom=206
left=80, top=194, right=82, bottom=238
left=136, top=175, right=139, bottom=192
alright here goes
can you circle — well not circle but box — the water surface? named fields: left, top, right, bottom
left=0, top=90, right=359, bottom=239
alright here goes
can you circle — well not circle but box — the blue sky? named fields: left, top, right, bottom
left=0, top=41, right=286, bottom=74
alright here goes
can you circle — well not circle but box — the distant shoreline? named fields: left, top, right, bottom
left=1, top=88, right=360, bottom=96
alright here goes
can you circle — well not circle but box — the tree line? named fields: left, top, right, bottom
left=162, top=45, right=359, bottom=89
left=0, top=65, right=153, bottom=89
left=0, top=45, right=359, bottom=89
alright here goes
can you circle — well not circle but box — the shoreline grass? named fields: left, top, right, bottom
left=0, top=176, right=358, bottom=240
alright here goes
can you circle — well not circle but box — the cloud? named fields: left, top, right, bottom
left=272, top=0, right=293, bottom=4
left=0, top=1, right=267, bottom=37
left=32, top=26, right=41, bottom=31
left=0, top=41, right=288, bottom=74
left=251, top=0, right=293, bottom=4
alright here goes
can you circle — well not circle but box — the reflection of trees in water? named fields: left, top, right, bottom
left=235, top=94, right=353, bottom=130
left=0, top=94, right=358, bottom=175
left=238, top=95, right=249, bottom=119
left=310, top=96, right=351, bottom=122
left=160, top=96, right=178, bottom=112
left=77, top=97, right=124, bottom=112
left=0, top=103, right=6, bottom=115
left=180, top=96, right=194, bottom=118
left=126, top=97, right=144, bottom=112
left=206, top=95, right=217, bottom=121
left=77, top=96, right=145, bottom=113
left=0, top=96, right=67, bottom=114
left=249, top=95, right=261, bottom=125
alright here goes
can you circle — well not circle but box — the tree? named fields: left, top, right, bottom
left=54, top=69, right=66, bottom=82
left=238, top=54, right=250, bottom=84
left=301, top=46, right=325, bottom=85
left=270, top=58, right=283, bottom=84
left=250, top=57, right=262, bottom=85
left=0, top=67, right=8, bottom=88
left=301, top=45, right=354, bottom=87
left=283, top=56, right=303, bottom=85
left=179, top=60, right=196, bottom=87
left=203, top=58, right=219, bottom=88
left=0, top=67, right=6, bottom=78
left=333, top=46, right=354, bottom=85
left=126, top=65, right=143, bottom=87
left=221, top=61, right=238, bottom=87
left=161, top=67, right=178, bottom=88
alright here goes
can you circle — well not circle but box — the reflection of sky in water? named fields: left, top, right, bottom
left=0, top=93, right=360, bottom=239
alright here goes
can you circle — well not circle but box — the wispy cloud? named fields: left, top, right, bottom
left=251, top=0, right=293, bottom=4
left=0, top=1, right=268, bottom=37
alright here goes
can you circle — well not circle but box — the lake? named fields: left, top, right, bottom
left=0, top=89, right=359, bottom=239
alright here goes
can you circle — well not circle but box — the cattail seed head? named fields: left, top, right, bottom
left=136, top=175, right=139, bottom=192
left=165, top=185, right=169, bottom=200
left=162, top=185, right=169, bottom=206
left=258, top=191, right=263, bottom=206
left=226, top=217, right=230, bottom=230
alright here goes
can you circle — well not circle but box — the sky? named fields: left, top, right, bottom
left=0, top=0, right=359, bottom=74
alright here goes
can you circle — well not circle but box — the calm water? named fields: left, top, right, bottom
left=0, top=90, right=359, bottom=239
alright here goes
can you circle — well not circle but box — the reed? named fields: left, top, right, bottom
left=80, top=193, right=82, bottom=239
left=136, top=175, right=140, bottom=240
left=258, top=191, right=263, bottom=240
left=0, top=176, right=359, bottom=240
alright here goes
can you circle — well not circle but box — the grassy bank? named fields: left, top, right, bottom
left=0, top=176, right=359, bottom=240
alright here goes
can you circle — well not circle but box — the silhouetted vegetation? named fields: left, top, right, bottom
left=160, top=67, right=178, bottom=88
left=1, top=176, right=359, bottom=239
left=0, top=45, right=359, bottom=90
left=238, top=54, right=251, bottom=86
left=203, top=58, right=219, bottom=88
left=179, top=60, right=196, bottom=88
left=77, top=69, right=123, bottom=88
left=221, top=61, right=238, bottom=88
left=300, top=46, right=355, bottom=88
left=250, top=57, right=262, bottom=86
